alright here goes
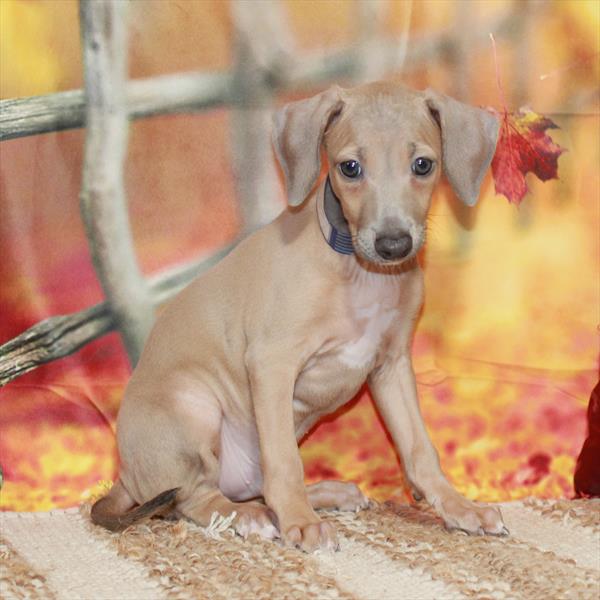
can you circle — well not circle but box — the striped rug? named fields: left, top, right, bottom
left=1, top=498, right=598, bottom=599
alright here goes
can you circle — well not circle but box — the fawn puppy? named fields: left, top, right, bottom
left=92, top=81, right=506, bottom=551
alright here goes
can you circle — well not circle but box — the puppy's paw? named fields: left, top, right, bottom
left=435, top=492, right=508, bottom=536
left=284, top=520, right=339, bottom=553
left=234, top=501, right=279, bottom=540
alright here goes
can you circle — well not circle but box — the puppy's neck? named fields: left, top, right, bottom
left=316, top=177, right=354, bottom=256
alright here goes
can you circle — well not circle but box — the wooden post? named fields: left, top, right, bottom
left=354, top=0, right=412, bottom=84
left=451, top=0, right=473, bottom=102
left=355, top=0, right=389, bottom=83
left=229, top=0, right=290, bottom=233
left=79, top=0, right=154, bottom=366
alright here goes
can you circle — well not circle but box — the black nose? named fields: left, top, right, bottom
left=374, top=233, right=413, bottom=260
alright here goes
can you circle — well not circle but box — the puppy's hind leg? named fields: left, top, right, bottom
left=307, top=481, right=370, bottom=512
left=122, top=386, right=278, bottom=540
left=165, top=392, right=279, bottom=540
left=177, top=487, right=279, bottom=540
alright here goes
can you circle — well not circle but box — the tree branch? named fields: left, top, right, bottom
left=0, top=242, right=236, bottom=386
left=0, top=72, right=233, bottom=141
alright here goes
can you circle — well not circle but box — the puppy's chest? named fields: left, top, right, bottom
left=334, top=302, right=398, bottom=368
left=295, top=278, right=400, bottom=410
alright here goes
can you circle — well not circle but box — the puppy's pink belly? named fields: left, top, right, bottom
left=218, top=419, right=263, bottom=501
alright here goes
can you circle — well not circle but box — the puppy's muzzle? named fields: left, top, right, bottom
left=374, top=232, right=413, bottom=260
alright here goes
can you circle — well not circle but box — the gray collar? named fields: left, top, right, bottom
left=316, top=177, right=354, bottom=255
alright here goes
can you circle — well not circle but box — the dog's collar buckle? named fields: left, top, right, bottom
left=317, top=177, right=354, bottom=256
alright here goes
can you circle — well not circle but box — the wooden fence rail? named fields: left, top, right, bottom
left=0, top=71, right=233, bottom=142
left=0, top=4, right=522, bottom=387
left=0, top=8, right=521, bottom=142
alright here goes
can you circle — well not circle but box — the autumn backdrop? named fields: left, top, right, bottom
left=0, top=0, right=598, bottom=511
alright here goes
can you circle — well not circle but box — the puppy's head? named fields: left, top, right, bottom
left=272, top=82, right=499, bottom=266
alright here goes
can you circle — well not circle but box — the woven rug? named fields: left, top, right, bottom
left=1, top=499, right=598, bottom=599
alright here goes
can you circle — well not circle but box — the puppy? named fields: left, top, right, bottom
left=92, top=81, right=506, bottom=551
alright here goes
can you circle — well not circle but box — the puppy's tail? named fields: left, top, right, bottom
left=90, top=479, right=180, bottom=532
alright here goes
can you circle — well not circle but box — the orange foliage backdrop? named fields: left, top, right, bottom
left=1, top=0, right=598, bottom=511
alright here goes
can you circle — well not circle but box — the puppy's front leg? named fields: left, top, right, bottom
left=248, top=359, right=338, bottom=551
left=369, top=356, right=507, bottom=535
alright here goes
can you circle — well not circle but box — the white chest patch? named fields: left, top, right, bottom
left=337, top=272, right=399, bottom=369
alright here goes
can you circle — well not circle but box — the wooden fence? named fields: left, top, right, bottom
left=0, top=0, right=525, bottom=387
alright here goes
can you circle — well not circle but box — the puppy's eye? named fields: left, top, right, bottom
left=339, top=160, right=362, bottom=179
left=412, top=157, right=433, bottom=177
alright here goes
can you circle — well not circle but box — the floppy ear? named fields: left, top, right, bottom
left=272, top=87, right=344, bottom=206
left=424, top=89, right=500, bottom=206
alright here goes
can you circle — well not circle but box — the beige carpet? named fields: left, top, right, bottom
left=1, top=498, right=598, bottom=599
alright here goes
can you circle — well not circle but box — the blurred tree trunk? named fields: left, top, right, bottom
left=230, top=0, right=289, bottom=234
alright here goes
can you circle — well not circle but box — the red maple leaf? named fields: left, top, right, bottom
left=487, top=34, right=566, bottom=205
left=490, top=108, right=566, bottom=204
